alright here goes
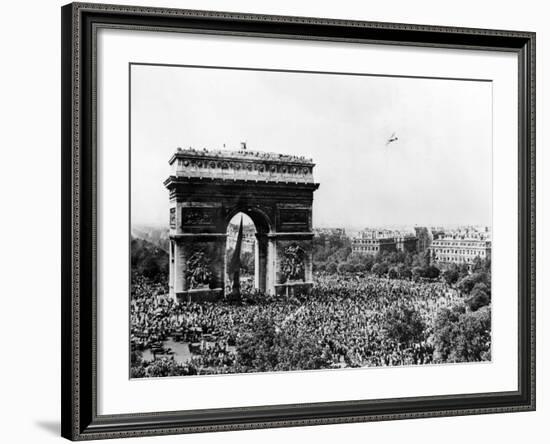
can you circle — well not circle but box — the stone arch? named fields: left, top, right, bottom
left=165, top=147, right=319, bottom=301
left=224, top=206, right=272, bottom=293
left=223, top=205, right=272, bottom=235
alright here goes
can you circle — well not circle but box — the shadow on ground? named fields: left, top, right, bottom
left=35, top=420, right=59, bottom=436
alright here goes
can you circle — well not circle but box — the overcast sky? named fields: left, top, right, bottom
left=131, top=64, right=492, bottom=229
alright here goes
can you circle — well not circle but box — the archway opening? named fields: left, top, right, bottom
left=225, top=212, right=257, bottom=295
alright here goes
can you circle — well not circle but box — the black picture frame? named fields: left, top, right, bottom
left=61, top=2, right=536, bottom=440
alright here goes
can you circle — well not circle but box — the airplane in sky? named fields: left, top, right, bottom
left=386, top=132, right=398, bottom=146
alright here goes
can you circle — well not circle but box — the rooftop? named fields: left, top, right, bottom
left=166, top=146, right=318, bottom=186
left=169, top=146, right=314, bottom=165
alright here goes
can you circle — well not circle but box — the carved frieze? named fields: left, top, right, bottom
left=169, top=148, right=317, bottom=185
left=279, top=208, right=310, bottom=232
left=169, top=208, right=176, bottom=228
left=185, top=250, right=212, bottom=289
left=280, top=244, right=306, bottom=282
left=181, top=208, right=217, bottom=226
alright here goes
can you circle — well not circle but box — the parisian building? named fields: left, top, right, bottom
left=352, top=229, right=418, bottom=255
left=313, top=228, right=347, bottom=238
left=429, top=229, right=491, bottom=266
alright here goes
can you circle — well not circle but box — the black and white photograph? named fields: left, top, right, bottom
left=130, top=64, right=493, bottom=378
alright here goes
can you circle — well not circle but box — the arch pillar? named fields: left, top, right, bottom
left=254, top=233, right=268, bottom=292
left=267, top=232, right=314, bottom=297
left=169, top=233, right=226, bottom=303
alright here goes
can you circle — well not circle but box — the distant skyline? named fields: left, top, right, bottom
left=131, top=65, right=492, bottom=228
left=132, top=221, right=491, bottom=231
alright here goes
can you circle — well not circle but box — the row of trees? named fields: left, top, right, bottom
left=379, top=299, right=490, bottom=363
left=314, top=239, right=440, bottom=281
left=432, top=304, right=491, bottom=362
left=313, top=233, right=492, bottom=285
left=312, top=233, right=436, bottom=278
left=131, top=237, right=169, bottom=283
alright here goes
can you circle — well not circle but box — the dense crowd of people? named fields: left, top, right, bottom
left=130, top=269, right=483, bottom=378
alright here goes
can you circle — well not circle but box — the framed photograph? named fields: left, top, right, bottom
left=61, top=2, right=536, bottom=440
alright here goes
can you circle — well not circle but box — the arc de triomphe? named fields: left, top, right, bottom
left=164, top=147, right=319, bottom=302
